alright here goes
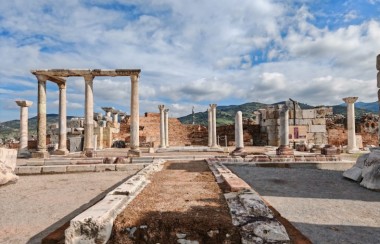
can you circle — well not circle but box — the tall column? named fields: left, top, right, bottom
left=112, top=109, right=119, bottom=128
left=83, top=75, right=94, bottom=157
left=164, top=108, right=169, bottom=147
left=343, top=97, right=359, bottom=153
left=208, top=108, right=212, bottom=147
left=129, top=75, right=140, bottom=153
left=33, top=75, right=49, bottom=158
left=158, top=105, right=166, bottom=148
left=276, top=104, right=293, bottom=155
left=15, top=100, right=33, bottom=158
left=210, top=104, right=218, bottom=148
left=56, top=83, right=68, bottom=155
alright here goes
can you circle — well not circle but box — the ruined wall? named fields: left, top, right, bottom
left=115, top=113, right=208, bottom=147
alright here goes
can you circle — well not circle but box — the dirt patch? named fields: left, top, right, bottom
left=109, top=160, right=241, bottom=243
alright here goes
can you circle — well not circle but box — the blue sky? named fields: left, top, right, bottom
left=0, top=0, right=379, bottom=121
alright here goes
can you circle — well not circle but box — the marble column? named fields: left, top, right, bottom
left=164, top=108, right=169, bottom=147
left=56, top=83, right=68, bottom=155
left=276, top=104, right=293, bottom=155
left=112, top=109, right=119, bottom=128
left=158, top=105, right=166, bottom=148
left=15, top=100, right=33, bottom=158
left=34, top=75, right=49, bottom=158
left=210, top=104, right=218, bottom=148
left=235, top=111, right=244, bottom=149
left=129, top=75, right=140, bottom=153
left=83, top=75, right=94, bottom=157
left=343, top=97, right=359, bottom=153
left=102, top=107, right=113, bottom=122
left=208, top=108, right=212, bottom=147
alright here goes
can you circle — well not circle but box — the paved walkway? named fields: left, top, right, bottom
left=0, top=171, right=137, bottom=244
left=229, top=166, right=380, bottom=244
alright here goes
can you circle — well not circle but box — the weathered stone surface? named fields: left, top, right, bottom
left=42, top=165, right=67, bottom=173
left=241, top=221, right=290, bottom=243
left=95, top=165, right=116, bottom=172
left=0, top=160, right=19, bottom=185
left=360, top=150, right=380, bottom=190
left=343, top=166, right=363, bottom=182
left=309, top=125, right=326, bottom=133
left=17, top=166, right=42, bottom=175
left=67, top=165, right=95, bottom=172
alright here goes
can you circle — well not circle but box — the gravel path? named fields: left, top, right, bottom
left=228, top=166, right=380, bottom=244
left=0, top=171, right=137, bottom=244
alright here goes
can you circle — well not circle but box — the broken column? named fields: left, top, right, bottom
left=33, top=75, right=49, bottom=158
left=231, top=111, right=246, bottom=156
left=164, top=108, right=169, bottom=147
left=343, top=96, right=360, bottom=153
left=112, top=109, right=119, bottom=128
left=210, top=104, right=218, bottom=148
left=56, top=83, right=68, bottom=155
left=158, top=105, right=166, bottom=148
left=15, top=100, right=33, bottom=158
left=208, top=108, right=212, bottom=147
left=102, top=107, right=114, bottom=122
left=129, top=74, right=140, bottom=156
left=83, top=75, right=95, bottom=157
left=276, top=104, right=294, bottom=155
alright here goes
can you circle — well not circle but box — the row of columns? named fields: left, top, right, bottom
left=32, top=74, right=140, bottom=158
left=158, top=105, right=169, bottom=148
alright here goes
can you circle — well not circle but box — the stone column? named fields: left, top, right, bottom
left=208, top=108, right=212, bottom=147
left=15, top=100, right=33, bottom=158
left=33, top=75, right=49, bottom=158
left=56, top=83, right=68, bottom=155
left=102, top=107, right=113, bottom=122
left=210, top=104, right=218, bottom=148
left=276, top=105, right=293, bottom=155
left=164, top=108, right=169, bottom=147
left=343, top=97, right=359, bottom=153
left=158, top=105, right=166, bottom=148
left=236, top=111, right=244, bottom=149
left=112, top=109, right=119, bottom=128
left=83, top=75, right=94, bottom=157
left=129, top=75, right=140, bottom=154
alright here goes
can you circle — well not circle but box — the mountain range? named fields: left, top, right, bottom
left=0, top=101, right=377, bottom=140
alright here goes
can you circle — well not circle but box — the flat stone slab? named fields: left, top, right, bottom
left=343, top=166, right=362, bottom=182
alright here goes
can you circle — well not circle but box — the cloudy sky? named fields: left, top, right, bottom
left=0, top=0, right=379, bottom=121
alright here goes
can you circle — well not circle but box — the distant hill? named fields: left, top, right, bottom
left=0, top=114, right=75, bottom=140
left=179, top=101, right=376, bottom=125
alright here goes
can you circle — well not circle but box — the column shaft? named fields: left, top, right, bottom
left=236, top=111, right=244, bottom=148
left=84, top=75, right=94, bottom=156
left=164, top=109, right=169, bottom=147
left=210, top=104, right=217, bottom=148
left=58, top=83, right=68, bottom=154
left=343, top=97, right=359, bottom=153
left=37, top=76, right=47, bottom=154
left=208, top=109, right=212, bottom=147
left=280, top=106, right=290, bottom=146
left=16, top=100, right=33, bottom=157
left=130, top=75, right=139, bottom=150
left=159, top=105, right=166, bottom=148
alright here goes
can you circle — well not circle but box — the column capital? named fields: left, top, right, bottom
left=83, top=75, right=94, bottom=84
left=102, top=107, right=114, bottom=113
left=209, top=103, right=217, bottom=109
left=15, top=100, right=33, bottom=107
left=164, top=108, right=169, bottom=113
left=130, top=74, right=139, bottom=82
left=57, top=82, right=66, bottom=90
left=342, top=97, right=358, bottom=104
left=158, top=104, right=165, bottom=111
left=36, top=74, right=48, bottom=82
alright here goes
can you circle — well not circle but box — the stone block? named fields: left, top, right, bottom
left=44, top=159, right=72, bottom=165
left=312, top=118, right=326, bottom=125
left=26, top=160, right=45, bottom=166
left=66, top=165, right=95, bottom=172
left=241, top=221, right=290, bottom=243
left=17, top=166, right=42, bottom=175
left=377, top=72, right=380, bottom=88
left=343, top=166, right=363, bottom=182
left=95, top=165, right=116, bottom=172
left=116, top=164, right=129, bottom=171
left=42, top=165, right=67, bottom=174
left=302, top=109, right=315, bottom=119
left=0, top=148, right=18, bottom=171
left=309, top=125, right=326, bottom=133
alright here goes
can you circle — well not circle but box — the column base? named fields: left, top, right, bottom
left=347, top=148, right=361, bottom=154
left=31, top=151, right=49, bottom=158
left=230, top=147, right=247, bottom=157
left=128, top=149, right=141, bottom=157
left=276, top=145, right=294, bottom=156
left=83, top=148, right=95, bottom=157
left=210, top=145, right=220, bottom=149
left=53, top=149, right=69, bottom=156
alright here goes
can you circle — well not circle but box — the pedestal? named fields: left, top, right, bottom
left=276, top=145, right=294, bottom=155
